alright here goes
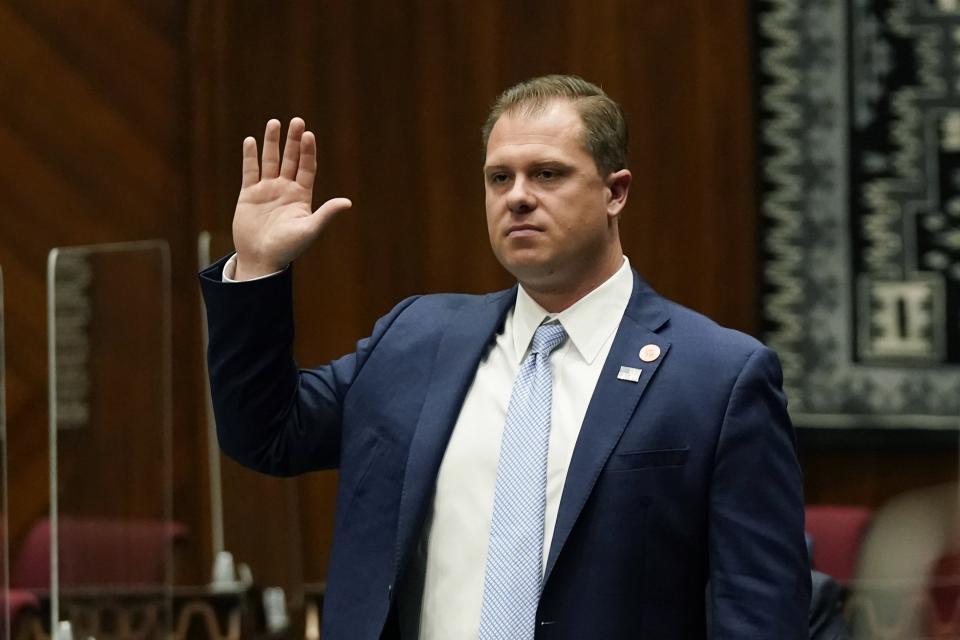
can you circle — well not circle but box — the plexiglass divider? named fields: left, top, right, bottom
left=197, top=232, right=225, bottom=565
left=831, top=428, right=960, bottom=640
left=47, top=241, right=174, bottom=639
left=0, top=268, right=11, bottom=640
left=198, top=231, right=304, bottom=635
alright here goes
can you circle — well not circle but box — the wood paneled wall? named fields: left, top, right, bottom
left=189, top=0, right=760, bottom=582
left=192, top=1, right=759, bottom=328
left=0, top=0, right=952, bottom=592
left=0, top=0, right=208, bottom=581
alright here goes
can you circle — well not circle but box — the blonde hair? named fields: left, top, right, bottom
left=481, top=74, right=628, bottom=176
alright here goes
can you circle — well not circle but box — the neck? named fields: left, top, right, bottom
left=521, top=252, right=624, bottom=313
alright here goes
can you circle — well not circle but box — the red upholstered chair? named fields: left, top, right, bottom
left=11, top=517, right=188, bottom=589
left=1, top=590, right=41, bottom=636
left=925, top=552, right=960, bottom=638
left=805, top=505, right=873, bottom=585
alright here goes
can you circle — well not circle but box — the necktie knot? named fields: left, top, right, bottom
left=530, top=322, right=567, bottom=357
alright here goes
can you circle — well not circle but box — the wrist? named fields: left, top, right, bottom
left=233, top=254, right=284, bottom=281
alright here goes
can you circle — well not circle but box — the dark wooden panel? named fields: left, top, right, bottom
left=802, top=449, right=959, bottom=509
left=0, top=0, right=945, bottom=597
left=0, top=0, right=209, bottom=584
left=188, top=0, right=764, bottom=582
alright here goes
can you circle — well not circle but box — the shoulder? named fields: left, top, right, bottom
left=644, top=293, right=780, bottom=386
left=662, top=299, right=765, bottom=355
left=626, top=270, right=766, bottom=363
left=366, top=287, right=515, bottom=343
left=384, top=287, right=514, bottom=323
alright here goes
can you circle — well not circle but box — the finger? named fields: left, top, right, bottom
left=241, top=137, right=259, bottom=188
left=280, top=117, right=305, bottom=180
left=261, top=119, right=281, bottom=179
left=296, top=130, right=318, bottom=189
left=308, top=197, right=352, bottom=235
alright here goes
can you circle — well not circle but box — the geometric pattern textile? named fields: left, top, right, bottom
left=756, top=0, right=960, bottom=429
left=478, top=322, right=567, bottom=639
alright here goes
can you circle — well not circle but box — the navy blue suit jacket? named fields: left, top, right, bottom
left=200, top=256, right=811, bottom=639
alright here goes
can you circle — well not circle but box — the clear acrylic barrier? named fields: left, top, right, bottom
left=841, top=458, right=960, bottom=640
left=47, top=241, right=174, bottom=638
left=0, top=268, right=12, bottom=640
left=199, top=232, right=304, bottom=634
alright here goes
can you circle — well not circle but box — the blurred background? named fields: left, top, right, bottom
left=0, top=1, right=957, bottom=639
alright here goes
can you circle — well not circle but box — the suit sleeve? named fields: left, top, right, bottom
left=708, top=346, right=811, bottom=638
left=199, top=254, right=417, bottom=477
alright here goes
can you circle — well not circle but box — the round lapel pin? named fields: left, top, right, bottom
left=639, top=344, right=661, bottom=362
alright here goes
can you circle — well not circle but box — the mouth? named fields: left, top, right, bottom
left=505, top=224, right=544, bottom=237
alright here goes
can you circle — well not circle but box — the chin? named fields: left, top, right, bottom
left=497, top=252, right=560, bottom=285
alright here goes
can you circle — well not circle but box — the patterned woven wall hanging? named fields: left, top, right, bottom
left=756, top=0, right=960, bottom=429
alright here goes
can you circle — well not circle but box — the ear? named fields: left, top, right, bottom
left=605, top=169, right=632, bottom=218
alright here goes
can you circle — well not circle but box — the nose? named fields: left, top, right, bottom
left=506, top=176, right=537, bottom=214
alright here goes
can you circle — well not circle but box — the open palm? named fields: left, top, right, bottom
left=232, top=117, right=351, bottom=280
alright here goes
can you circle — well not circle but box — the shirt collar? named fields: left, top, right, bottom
left=511, top=256, right=633, bottom=365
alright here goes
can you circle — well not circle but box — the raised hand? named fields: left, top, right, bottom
left=232, top=118, right=352, bottom=280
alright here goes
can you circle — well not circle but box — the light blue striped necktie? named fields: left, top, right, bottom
left=478, top=321, right=568, bottom=640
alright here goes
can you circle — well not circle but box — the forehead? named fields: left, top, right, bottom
left=484, top=100, right=590, bottom=166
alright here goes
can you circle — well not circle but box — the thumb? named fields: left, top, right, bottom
left=308, top=197, right=353, bottom=234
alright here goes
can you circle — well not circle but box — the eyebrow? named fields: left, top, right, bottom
left=484, top=160, right=569, bottom=173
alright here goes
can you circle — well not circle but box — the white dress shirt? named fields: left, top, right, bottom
left=416, top=257, right=633, bottom=639
left=223, top=253, right=634, bottom=638
left=221, top=254, right=279, bottom=282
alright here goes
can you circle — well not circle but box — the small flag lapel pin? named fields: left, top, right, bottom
left=617, top=366, right=642, bottom=382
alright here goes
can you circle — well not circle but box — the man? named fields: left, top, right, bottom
left=200, top=75, right=811, bottom=639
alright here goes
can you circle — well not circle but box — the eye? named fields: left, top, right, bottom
left=537, top=168, right=560, bottom=181
left=488, top=172, right=510, bottom=185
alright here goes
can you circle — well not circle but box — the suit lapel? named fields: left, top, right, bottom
left=543, top=271, right=671, bottom=584
left=393, top=287, right=517, bottom=578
